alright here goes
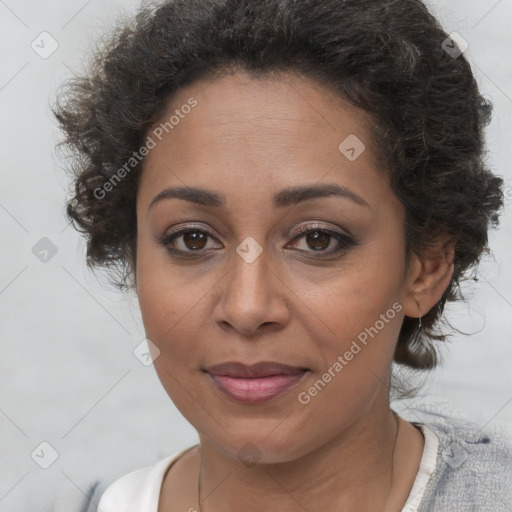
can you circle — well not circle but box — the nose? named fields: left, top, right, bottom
left=213, top=242, right=290, bottom=338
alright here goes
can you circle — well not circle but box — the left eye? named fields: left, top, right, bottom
left=287, top=227, right=353, bottom=254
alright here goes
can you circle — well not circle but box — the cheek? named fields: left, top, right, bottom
left=136, top=268, right=211, bottom=416
left=300, top=228, right=407, bottom=373
left=137, top=274, right=206, bottom=360
left=313, top=265, right=404, bottom=352
left=135, top=237, right=219, bottom=376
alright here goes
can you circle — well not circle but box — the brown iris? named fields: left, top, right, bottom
left=305, top=230, right=330, bottom=250
left=183, top=230, right=208, bottom=250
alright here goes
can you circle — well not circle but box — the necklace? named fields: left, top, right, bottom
left=197, top=410, right=400, bottom=512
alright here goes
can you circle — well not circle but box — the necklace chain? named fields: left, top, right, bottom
left=197, top=411, right=400, bottom=512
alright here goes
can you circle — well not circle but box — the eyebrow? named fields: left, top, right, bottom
left=147, top=183, right=369, bottom=213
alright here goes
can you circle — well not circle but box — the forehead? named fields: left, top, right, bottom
left=151, top=69, right=375, bottom=150
left=137, top=70, right=387, bottom=210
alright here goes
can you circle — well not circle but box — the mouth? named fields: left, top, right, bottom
left=203, top=361, right=310, bottom=403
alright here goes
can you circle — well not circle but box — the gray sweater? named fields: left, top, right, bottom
left=52, top=407, right=512, bottom=512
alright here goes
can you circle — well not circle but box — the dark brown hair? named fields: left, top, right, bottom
left=52, top=0, right=504, bottom=372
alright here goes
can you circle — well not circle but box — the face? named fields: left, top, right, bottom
left=135, top=70, right=414, bottom=463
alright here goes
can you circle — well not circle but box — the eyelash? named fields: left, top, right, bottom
left=158, top=223, right=355, bottom=259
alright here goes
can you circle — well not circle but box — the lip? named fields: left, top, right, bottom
left=204, top=361, right=310, bottom=403
left=204, top=361, right=308, bottom=378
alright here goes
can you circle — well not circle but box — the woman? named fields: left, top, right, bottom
left=52, top=0, right=511, bottom=510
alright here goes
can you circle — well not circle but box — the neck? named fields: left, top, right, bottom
left=197, top=404, right=400, bottom=512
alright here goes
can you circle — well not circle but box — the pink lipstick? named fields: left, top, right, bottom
left=204, top=361, right=309, bottom=403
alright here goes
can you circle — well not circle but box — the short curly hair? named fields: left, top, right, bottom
left=52, top=0, right=504, bottom=372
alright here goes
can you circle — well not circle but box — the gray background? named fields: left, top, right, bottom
left=1, top=0, right=511, bottom=510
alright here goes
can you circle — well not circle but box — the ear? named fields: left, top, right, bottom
left=402, top=234, right=456, bottom=318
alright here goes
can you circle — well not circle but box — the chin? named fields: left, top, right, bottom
left=200, top=423, right=315, bottom=466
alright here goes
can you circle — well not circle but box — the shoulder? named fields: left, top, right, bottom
left=97, top=452, right=181, bottom=512
left=52, top=447, right=196, bottom=512
left=405, top=404, right=512, bottom=511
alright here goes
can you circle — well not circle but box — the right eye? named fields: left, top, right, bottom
left=158, top=225, right=222, bottom=257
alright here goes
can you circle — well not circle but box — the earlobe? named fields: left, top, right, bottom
left=403, top=237, right=456, bottom=319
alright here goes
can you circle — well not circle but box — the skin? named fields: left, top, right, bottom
left=134, top=69, right=455, bottom=511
